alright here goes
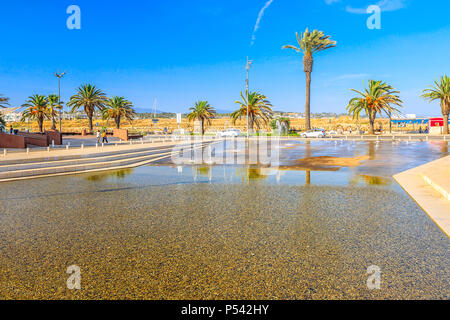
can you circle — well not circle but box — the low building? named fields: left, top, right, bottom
left=0, top=107, right=23, bottom=122
left=429, top=117, right=449, bottom=134
left=390, top=117, right=449, bottom=134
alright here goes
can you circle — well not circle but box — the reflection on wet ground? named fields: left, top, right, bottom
left=84, top=169, right=135, bottom=181
left=0, top=141, right=448, bottom=299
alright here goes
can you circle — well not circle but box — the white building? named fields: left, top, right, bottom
left=0, top=107, right=23, bottom=122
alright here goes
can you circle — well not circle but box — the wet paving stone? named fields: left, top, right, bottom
left=0, top=141, right=448, bottom=299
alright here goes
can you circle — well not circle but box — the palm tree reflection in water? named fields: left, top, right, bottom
left=85, top=168, right=134, bottom=181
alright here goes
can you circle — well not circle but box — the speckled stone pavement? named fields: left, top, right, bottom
left=0, top=168, right=448, bottom=299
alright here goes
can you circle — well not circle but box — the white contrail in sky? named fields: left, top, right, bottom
left=251, top=0, right=274, bottom=46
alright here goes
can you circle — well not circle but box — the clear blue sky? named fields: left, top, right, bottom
left=0, top=0, right=449, bottom=116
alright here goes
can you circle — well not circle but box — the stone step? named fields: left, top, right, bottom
left=0, top=145, right=176, bottom=172
left=0, top=152, right=170, bottom=180
left=0, top=142, right=185, bottom=166
left=421, top=168, right=450, bottom=201
left=0, top=142, right=211, bottom=182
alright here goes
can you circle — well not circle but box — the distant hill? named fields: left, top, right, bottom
left=135, top=107, right=234, bottom=116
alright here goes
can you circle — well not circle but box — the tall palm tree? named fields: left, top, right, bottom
left=21, top=94, right=51, bottom=133
left=187, top=101, right=215, bottom=135
left=421, top=75, right=450, bottom=134
left=48, top=94, right=63, bottom=130
left=0, top=94, right=9, bottom=108
left=67, top=84, right=107, bottom=132
left=232, top=91, right=273, bottom=131
left=346, top=80, right=403, bottom=135
left=102, top=96, right=136, bottom=129
left=282, top=28, right=336, bottom=130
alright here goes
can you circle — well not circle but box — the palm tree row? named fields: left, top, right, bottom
left=22, top=95, right=56, bottom=133
left=282, top=28, right=450, bottom=134
left=15, top=84, right=136, bottom=133
left=187, top=90, right=274, bottom=135
left=345, top=76, right=450, bottom=135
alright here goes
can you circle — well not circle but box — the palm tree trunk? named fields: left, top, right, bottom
left=116, top=116, right=121, bottom=129
left=51, top=116, right=56, bottom=130
left=444, top=114, right=449, bottom=134
left=305, top=72, right=311, bottom=130
left=369, top=111, right=376, bottom=135
left=88, top=116, right=93, bottom=133
left=303, top=53, right=313, bottom=131
left=38, top=116, right=44, bottom=133
left=201, top=118, right=204, bottom=135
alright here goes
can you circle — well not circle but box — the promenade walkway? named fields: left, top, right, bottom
left=394, top=155, right=450, bottom=237
left=0, top=137, right=214, bottom=182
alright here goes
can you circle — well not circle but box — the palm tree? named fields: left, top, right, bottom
left=421, top=75, right=450, bottom=134
left=48, top=94, right=63, bottom=130
left=21, top=94, right=51, bottom=133
left=187, top=101, right=215, bottom=135
left=67, top=84, right=107, bottom=132
left=102, top=96, right=136, bottom=129
left=0, top=94, right=9, bottom=108
left=282, top=28, right=336, bottom=130
left=0, top=114, right=5, bottom=132
left=346, top=80, right=403, bottom=135
left=232, top=91, right=273, bottom=131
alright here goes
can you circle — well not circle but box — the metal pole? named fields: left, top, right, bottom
left=246, top=64, right=249, bottom=139
left=55, top=71, right=66, bottom=133
left=245, top=57, right=252, bottom=140
left=58, top=77, right=61, bottom=132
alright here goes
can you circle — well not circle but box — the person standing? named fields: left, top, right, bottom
left=96, top=130, right=100, bottom=143
left=102, top=130, right=108, bottom=143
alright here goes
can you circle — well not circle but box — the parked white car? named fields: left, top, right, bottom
left=301, top=129, right=326, bottom=138
left=216, top=129, right=241, bottom=137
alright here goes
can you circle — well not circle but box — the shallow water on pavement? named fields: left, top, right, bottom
left=0, top=141, right=448, bottom=299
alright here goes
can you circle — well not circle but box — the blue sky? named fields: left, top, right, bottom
left=0, top=0, right=449, bottom=116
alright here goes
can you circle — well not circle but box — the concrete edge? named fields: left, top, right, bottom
left=393, top=156, right=450, bottom=238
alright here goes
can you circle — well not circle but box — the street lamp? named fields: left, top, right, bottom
left=246, top=57, right=252, bottom=139
left=54, top=71, right=66, bottom=132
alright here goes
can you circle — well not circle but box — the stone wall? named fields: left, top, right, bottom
left=0, top=131, right=63, bottom=148
left=113, top=128, right=129, bottom=141
left=0, top=132, right=26, bottom=148
left=20, top=133, right=48, bottom=147
left=45, top=130, right=63, bottom=145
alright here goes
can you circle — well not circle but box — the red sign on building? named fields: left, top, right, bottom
left=429, top=117, right=445, bottom=127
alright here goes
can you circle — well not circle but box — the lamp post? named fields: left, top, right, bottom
left=54, top=71, right=66, bottom=132
left=246, top=57, right=252, bottom=139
